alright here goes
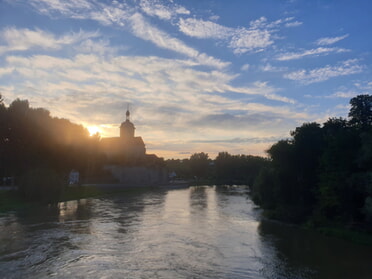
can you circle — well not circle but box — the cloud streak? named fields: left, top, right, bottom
left=178, top=16, right=301, bottom=54
left=284, top=59, right=364, bottom=84
left=0, top=27, right=99, bottom=54
left=316, top=34, right=349, bottom=46
left=276, top=47, right=349, bottom=61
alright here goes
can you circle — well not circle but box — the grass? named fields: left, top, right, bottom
left=0, top=190, right=34, bottom=213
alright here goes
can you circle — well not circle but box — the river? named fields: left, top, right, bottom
left=1, top=185, right=371, bottom=279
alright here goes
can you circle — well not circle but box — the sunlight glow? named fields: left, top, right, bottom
left=87, top=125, right=101, bottom=136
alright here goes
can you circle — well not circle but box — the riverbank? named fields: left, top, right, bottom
left=0, top=189, right=31, bottom=213
left=0, top=182, right=190, bottom=213
left=261, top=209, right=372, bottom=246
left=313, top=226, right=372, bottom=246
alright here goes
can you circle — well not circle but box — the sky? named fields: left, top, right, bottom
left=0, top=0, right=372, bottom=159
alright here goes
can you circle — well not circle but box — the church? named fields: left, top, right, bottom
left=99, top=108, right=167, bottom=185
left=100, top=109, right=146, bottom=162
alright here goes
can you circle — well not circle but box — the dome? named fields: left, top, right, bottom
left=120, top=119, right=134, bottom=129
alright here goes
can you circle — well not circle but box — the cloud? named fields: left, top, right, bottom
left=0, top=27, right=99, bottom=54
left=178, top=18, right=232, bottom=39
left=191, top=136, right=287, bottom=145
left=1, top=52, right=292, bottom=121
left=25, top=0, right=227, bottom=69
left=229, top=28, right=272, bottom=54
left=241, top=64, right=250, bottom=71
left=139, top=0, right=190, bottom=20
left=260, top=63, right=287, bottom=72
left=276, top=47, right=349, bottom=61
left=178, top=16, right=301, bottom=54
left=285, top=21, right=302, bottom=27
left=329, top=91, right=358, bottom=98
left=316, top=34, right=349, bottom=45
left=130, top=13, right=228, bottom=68
left=327, top=81, right=372, bottom=98
left=189, top=113, right=288, bottom=131
left=284, top=59, right=364, bottom=84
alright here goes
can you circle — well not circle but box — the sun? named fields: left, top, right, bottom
left=87, top=125, right=101, bottom=136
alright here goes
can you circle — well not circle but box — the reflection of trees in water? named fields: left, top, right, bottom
left=258, top=220, right=372, bottom=279
left=58, top=199, right=93, bottom=234
left=0, top=201, right=95, bottom=277
left=214, top=185, right=250, bottom=211
left=189, top=186, right=208, bottom=213
left=108, top=189, right=167, bottom=234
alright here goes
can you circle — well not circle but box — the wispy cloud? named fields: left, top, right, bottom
left=285, top=21, right=302, bottom=27
left=178, top=18, right=231, bottom=39
left=328, top=81, right=372, bottom=98
left=276, top=47, right=349, bottom=61
left=329, top=91, right=358, bottom=98
left=241, top=64, right=250, bottom=71
left=316, top=34, right=349, bottom=45
left=25, top=0, right=227, bottom=69
left=284, top=59, right=364, bottom=84
left=0, top=27, right=99, bottom=54
left=139, top=0, right=190, bottom=20
left=260, top=63, right=287, bottom=72
left=178, top=16, right=301, bottom=54
left=130, top=13, right=228, bottom=68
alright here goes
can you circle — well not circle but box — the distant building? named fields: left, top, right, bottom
left=68, top=169, right=80, bottom=185
left=99, top=108, right=167, bottom=185
left=100, top=109, right=146, bottom=161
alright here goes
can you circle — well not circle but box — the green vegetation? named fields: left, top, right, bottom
left=1, top=93, right=372, bottom=242
left=251, top=94, right=372, bottom=235
left=166, top=152, right=268, bottom=185
left=166, top=95, right=372, bottom=241
left=0, top=190, right=30, bottom=212
left=0, top=96, right=104, bottom=184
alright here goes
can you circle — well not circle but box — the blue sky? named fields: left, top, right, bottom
left=1, top=0, right=371, bottom=159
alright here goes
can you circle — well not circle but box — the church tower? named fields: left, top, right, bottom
left=120, top=109, right=135, bottom=140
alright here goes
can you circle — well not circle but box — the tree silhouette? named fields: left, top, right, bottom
left=349, top=94, right=372, bottom=129
left=189, top=152, right=210, bottom=178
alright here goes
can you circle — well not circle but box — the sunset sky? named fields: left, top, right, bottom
left=1, top=0, right=371, bottom=159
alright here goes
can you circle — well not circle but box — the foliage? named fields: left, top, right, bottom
left=189, top=152, right=210, bottom=178
left=0, top=96, right=105, bottom=202
left=166, top=152, right=268, bottom=186
left=251, top=94, right=372, bottom=230
left=349, top=94, right=372, bottom=129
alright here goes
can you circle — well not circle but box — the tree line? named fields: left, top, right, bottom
left=2, top=93, right=372, bottom=232
left=0, top=96, right=104, bottom=202
left=167, top=95, right=372, bottom=231
left=166, top=152, right=268, bottom=185
left=251, top=95, right=372, bottom=229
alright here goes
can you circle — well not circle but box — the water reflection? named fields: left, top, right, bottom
left=258, top=220, right=372, bottom=279
left=1, top=186, right=372, bottom=279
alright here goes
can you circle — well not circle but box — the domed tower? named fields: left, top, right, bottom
left=120, top=109, right=135, bottom=140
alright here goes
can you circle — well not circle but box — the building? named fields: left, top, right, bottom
left=100, top=109, right=146, bottom=162
left=99, top=108, right=167, bottom=185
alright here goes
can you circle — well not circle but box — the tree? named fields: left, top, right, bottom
left=349, top=94, right=372, bottom=129
left=189, top=152, right=210, bottom=178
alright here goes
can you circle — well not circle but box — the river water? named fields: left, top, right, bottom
left=1, top=185, right=371, bottom=279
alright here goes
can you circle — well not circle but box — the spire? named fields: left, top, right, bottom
left=126, top=104, right=130, bottom=121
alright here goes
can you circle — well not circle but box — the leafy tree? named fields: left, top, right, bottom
left=291, top=122, right=324, bottom=215
left=189, top=152, right=210, bottom=178
left=215, top=152, right=234, bottom=182
left=316, top=118, right=359, bottom=223
left=349, top=94, right=372, bottom=129
left=0, top=96, right=105, bottom=200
